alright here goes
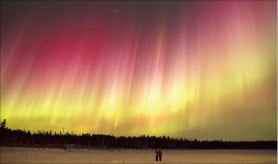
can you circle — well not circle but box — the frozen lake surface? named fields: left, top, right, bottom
left=0, top=147, right=276, bottom=163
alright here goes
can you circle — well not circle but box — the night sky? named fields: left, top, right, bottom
left=1, top=1, right=276, bottom=140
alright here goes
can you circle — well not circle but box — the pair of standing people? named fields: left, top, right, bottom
left=155, top=149, right=162, bottom=161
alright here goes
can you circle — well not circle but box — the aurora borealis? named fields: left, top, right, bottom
left=1, top=1, right=276, bottom=140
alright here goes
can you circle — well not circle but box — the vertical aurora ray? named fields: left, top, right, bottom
left=1, top=1, right=276, bottom=140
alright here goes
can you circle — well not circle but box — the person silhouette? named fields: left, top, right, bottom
left=155, top=149, right=159, bottom=161
left=158, top=149, right=162, bottom=161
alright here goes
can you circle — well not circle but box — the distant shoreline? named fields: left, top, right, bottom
left=1, top=124, right=276, bottom=150
left=1, top=146, right=277, bottom=150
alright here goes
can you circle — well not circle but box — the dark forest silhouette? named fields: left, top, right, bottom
left=0, top=119, right=276, bottom=149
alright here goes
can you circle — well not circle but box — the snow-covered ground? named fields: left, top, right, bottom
left=0, top=147, right=276, bottom=163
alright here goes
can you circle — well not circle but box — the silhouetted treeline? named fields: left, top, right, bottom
left=0, top=120, right=276, bottom=149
